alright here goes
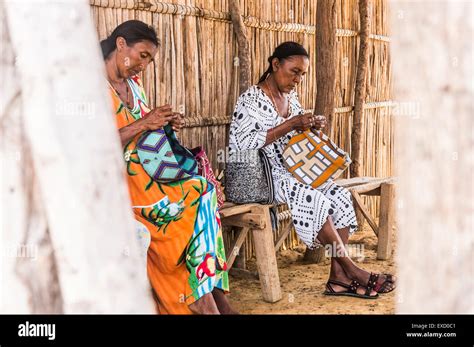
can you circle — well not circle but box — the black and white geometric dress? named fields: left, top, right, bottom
left=228, top=85, right=357, bottom=249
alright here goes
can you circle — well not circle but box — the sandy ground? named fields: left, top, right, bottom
left=227, top=224, right=397, bottom=314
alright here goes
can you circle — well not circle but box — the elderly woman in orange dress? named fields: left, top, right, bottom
left=102, top=20, right=235, bottom=314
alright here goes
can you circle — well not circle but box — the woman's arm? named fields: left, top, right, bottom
left=264, top=120, right=294, bottom=146
left=118, top=105, right=176, bottom=147
left=263, top=113, right=326, bottom=146
left=118, top=117, right=150, bottom=147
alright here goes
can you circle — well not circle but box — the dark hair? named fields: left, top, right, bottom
left=100, top=20, right=159, bottom=59
left=257, top=41, right=309, bottom=84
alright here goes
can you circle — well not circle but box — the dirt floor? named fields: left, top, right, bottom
left=227, top=224, right=397, bottom=314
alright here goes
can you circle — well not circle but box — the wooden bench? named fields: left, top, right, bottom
left=219, top=176, right=396, bottom=303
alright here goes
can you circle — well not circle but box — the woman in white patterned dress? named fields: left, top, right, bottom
left=229, top=42, right=395, bottom=298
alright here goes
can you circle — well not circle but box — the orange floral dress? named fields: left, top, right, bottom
left=109, top=76, right=229, bottom=314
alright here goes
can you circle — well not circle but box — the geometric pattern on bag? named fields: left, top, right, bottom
left=283, top=129, right=351, bottom=188
left=137, top=127, right=198, bottom=183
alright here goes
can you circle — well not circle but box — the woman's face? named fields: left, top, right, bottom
left=115, top=37, right=158, bottom=78
left=272, top=55, right=309, bottom=93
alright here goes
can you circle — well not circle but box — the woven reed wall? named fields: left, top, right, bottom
left=90, top=0, right=393, bottom=253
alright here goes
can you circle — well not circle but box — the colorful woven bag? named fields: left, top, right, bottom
left=136, top=125, right=198, bottom=183
left=190, top=146, right=225, bottom=209
left=282, top=129, right=351, bottom=188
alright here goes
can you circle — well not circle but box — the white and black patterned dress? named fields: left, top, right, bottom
left=228, top=85, right=357, bottom=248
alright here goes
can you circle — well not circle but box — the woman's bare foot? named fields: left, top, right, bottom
left=188, top=292, right=220, bottom=314
left=212, top=288, right=239, bottom=314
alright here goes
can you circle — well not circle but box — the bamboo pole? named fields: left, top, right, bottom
left=229, top=0, right=251, bottom=94
left=314, top=0, right=337, bottom=130
left=303, top=0, right=337, bottom=264
left=350, top=0, right=371, bottom=178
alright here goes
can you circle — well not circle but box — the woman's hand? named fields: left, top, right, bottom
left=289, top=113, right=315, bottom=132
left=289, top=113, right=327, bottom=132
left=169, top=112, right=185, bottom=133
left=312, top=115, right=327, bottom=131
left=143, top=104, right=176, bottom=130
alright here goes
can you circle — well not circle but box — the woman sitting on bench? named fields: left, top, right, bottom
left=103, top=20, right=236, bottom=314
left=229, top=42, right=395, bottom=298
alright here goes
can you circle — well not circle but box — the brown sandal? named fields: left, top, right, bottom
left=324, top=279, right=379, bottom=299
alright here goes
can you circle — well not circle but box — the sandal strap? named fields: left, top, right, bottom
left=348, top=280, right=361, bottom=294
left=326, top=279, right=351, bottom=293
left=374, top=273, right=396, bottom=292
left=378, top=280, right=394, bottom=293
left=366, top=272, right=379, bottom=296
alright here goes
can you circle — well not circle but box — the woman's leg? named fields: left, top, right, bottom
left=188, top=293, right=221, bottom=314
left=328, top=226, right=396, bottom=293
left=317, top=218, right=377, bottom=296
left=317, top=182, right=396, bottom=293
left=212, top=288, right=239, bottom=314
left=328, top=226, right=351, bottom=281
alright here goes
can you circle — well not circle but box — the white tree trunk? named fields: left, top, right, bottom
left=1, top=0, right=154, bottom=313
left=391, top=1, right=473, bottom=313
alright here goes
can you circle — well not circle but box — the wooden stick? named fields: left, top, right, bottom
left=229, top=0, right=251, bottom=94
left=274, top=222, right=294, bottom=251
left=226, top=227, right=250, bottom=269
left=350, top=190, right=379, bottom=236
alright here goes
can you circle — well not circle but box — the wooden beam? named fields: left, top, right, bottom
left=226, top=227, right=250, bottom=269
left=233, top=241, right=247, bottom=269
left=335, top=176, right=377, bottom=187
left=222, top=213, right=266, bottom=229
left=336, top=176, right=396, bottom=191
left=350, top=0, right=371, bottom=178
left=351, top=178, right=396, bottom=194
left=377, top=183, right=395, bottom=260
left=251, top=205, right=282, bottom=303
left=219, top=203, right=260, bottom=218
left=274, top=222, right=294, bottom=251
left=350, top=190, right=379, bottom=236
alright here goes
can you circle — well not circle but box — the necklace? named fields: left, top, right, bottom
left=109, top=79, right=132, bottom=109
left=265, top=79, right=288, bottom=118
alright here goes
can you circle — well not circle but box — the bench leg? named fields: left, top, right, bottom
left=251, top=206, right=282, bottom=303
left=377, top=183, right=396, bottom=260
